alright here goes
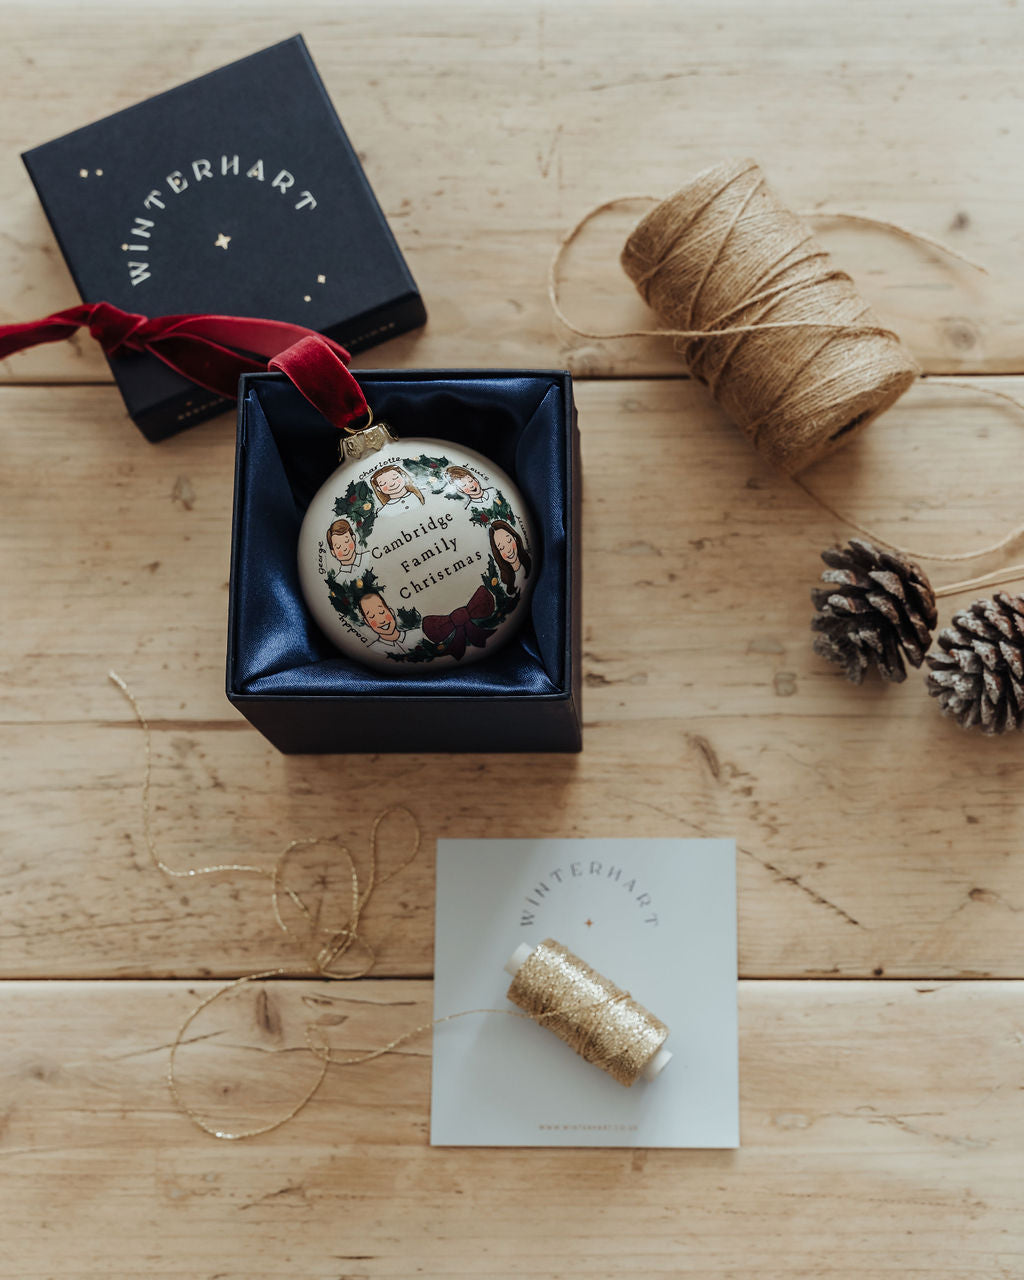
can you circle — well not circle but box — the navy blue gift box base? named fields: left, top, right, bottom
left=227, top=370, right=581, bottom=753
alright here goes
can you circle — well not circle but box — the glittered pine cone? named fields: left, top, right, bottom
left=925, top=593, right=1024, bottom=733
left=811, top=539, right=937, bottom=684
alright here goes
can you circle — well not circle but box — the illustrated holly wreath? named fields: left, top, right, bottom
left=403, top=454, right=453, bottom=494
left=326, top=566, right=382, bottom=628
left=332, top=480, right=378, bottom=547
left=469, top=492, right=516, bottom=529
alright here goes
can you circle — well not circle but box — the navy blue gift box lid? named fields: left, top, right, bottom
left=22, top=35, right=426, bottom=442
left=227, top=370, right=582, bottom=754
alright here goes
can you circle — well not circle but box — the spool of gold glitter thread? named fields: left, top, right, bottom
left=504, top=938, right=672, bottom=1086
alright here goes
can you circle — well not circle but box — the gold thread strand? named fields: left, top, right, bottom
left=113, top=676, right=662, bottom=1138
left=108, top=670, right=268, bottom=880
left=167, top=969, right=318, bottom=1141
left=111, top=670, right=422, bottom=1138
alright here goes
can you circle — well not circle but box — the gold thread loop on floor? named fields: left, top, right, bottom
left=111, top=674, right=669, bottom=1138
left=110, top=670, right=421, bottom=1138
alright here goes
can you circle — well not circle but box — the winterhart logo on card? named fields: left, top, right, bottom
left=120, top=154, right=318, bottom=287
left=519, top=858, right=660, bottom=928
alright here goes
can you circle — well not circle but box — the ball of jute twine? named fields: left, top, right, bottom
left=617, top=158, right=920, bottom=475
left=550, top=159, right=1024, bottom=594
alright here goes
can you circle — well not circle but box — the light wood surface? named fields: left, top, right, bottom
left=5, top=380, right=1024, bottom=983
left=3, top=981, right=1021, bottom=1278
left=2, top=1, right=1023, bottom=1275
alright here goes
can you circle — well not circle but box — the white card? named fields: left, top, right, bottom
left=431, top=838, right=738, bottom=1148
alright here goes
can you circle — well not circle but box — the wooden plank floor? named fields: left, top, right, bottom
left=3, top=981, right=1022, bottom=1278
left=2, top=2, right=1023, bottom=1276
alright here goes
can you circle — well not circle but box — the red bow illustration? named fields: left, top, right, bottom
left=422, top=585, right=496, bottom=659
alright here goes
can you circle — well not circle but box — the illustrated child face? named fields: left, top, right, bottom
left=376, top=468, right=408, bottom=499
left=359, top=593, right=399, bottom=640
left=456, top=472, right=484, bottom=500
left=493, top=527, right=519, bottom=565
left=329, top=528, right=356, bottom=564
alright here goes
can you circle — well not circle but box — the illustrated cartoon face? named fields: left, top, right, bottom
left=329, top=527, right=356, bottom=564
left=493, top=527, right=519, bottom=565
left=375, top=468, right=408, bottom=500
left=456, top=472, right=485, bottom=500
left=359, top=593, right=399, bottom=640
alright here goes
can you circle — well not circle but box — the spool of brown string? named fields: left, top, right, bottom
left=619, top=159, right=920, bottom=474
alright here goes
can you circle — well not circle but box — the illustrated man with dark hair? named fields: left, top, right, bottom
left=358, top=591, right=411, bottom=654
left=445, top=464, right=496, bottom=509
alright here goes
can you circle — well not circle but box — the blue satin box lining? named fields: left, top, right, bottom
left=228, top=371, right=574, bottom=703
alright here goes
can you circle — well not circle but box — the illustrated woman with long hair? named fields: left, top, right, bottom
left=488, top=520, right=531, bottom=592
left=370, top=465, right=424, bottom=516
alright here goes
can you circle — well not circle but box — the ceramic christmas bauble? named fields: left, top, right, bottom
left=298, top=432, right=537, bottom=671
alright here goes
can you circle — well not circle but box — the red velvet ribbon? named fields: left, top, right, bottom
left=0, top=302, right=370, bottom=431
left=422, top=585, right=496, bottom=659
left=268, top=334, right=370, bottom=434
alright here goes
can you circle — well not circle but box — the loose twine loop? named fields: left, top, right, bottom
left=548, top=159, right=1024, bottom=596
left=110, top=673, right=662, bottom=1138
